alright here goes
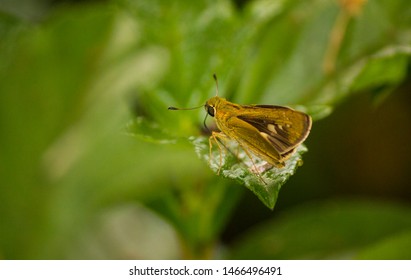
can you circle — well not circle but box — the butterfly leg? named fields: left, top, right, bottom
left=209, top=132, right=228, bottom=175
left=235, top=141, right=268, bottom=185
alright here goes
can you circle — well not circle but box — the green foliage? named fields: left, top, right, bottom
left=0, top=0, right=411, bottom=259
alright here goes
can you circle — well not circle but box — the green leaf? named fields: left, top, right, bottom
left=126, top=117, right=177, bottom=144
left=309, top=45, right=411, bottom=106
left=357, top=230, right=411, bottom=259
left=191, top=136, right=307, bottom=209
left=229, top=199, right=411, bottom=259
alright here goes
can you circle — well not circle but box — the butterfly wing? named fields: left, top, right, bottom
left=237, top=105, right=312, bottom=155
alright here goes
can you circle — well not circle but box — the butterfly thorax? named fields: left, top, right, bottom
left=205, top=96, right=241, bottom=118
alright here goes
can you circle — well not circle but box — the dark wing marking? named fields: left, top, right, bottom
left=240, top=118, right=294, bottom=153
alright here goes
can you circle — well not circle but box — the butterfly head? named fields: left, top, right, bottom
left=205, top=96, right=220, bottom=117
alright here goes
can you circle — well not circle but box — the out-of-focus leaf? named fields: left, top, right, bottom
left=147, top=176, right=243, bottom=259
left=357, top=230, right=411, bottom=260
left=65, top=203, right=182, bottom=259
left=126, top=117, right=177, bottom=144
left=229, top=199, right=411, bottom=259
left=309, top=46, right=411, bottom=105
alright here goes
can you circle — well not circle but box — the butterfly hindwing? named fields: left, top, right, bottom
left=237, top=105, right=312, bottom=155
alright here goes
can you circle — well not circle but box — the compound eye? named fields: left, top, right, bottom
left=206, top=105, right=215, bottom=117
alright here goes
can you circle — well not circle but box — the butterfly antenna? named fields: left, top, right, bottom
left=213, top=74, right=219, bottom=96
left=168, top=104, right=203, bottom=111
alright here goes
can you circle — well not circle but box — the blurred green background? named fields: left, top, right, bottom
left=1, top=0, right=411, bottom=259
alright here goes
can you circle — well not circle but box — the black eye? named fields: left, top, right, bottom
left=205, top=105, right=215, bottom=117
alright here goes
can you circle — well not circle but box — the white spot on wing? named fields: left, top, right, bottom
left=260, top=132, right=270, bottom=141
left=267, top=124, right=277, bottom=133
